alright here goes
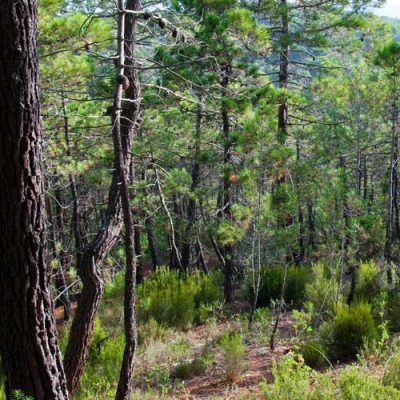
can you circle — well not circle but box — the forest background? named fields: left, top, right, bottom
left=3, top=0, right=400, bottom=399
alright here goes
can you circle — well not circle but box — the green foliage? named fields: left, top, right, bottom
left=218, top=330, right=246, bottom=382
left=298, top=340, right=329, bottom=370
left=337, top=367, right=400, bottom=399
left=386, top=291, right=400, bottom=332
left=263, top=355, right=400, bottom=399
left=103, top=269, right=126, bottom=298
left=375, top=40, right=400, bottom=71
left=262, top=352, right=334, bottom=399
left=171, top=354, right=210, bottom=380
left=353, top=260, right=384, bottom=301
left=73, top=317, right=125, bottom=399
left=304, top=262, right=338, bottom=320
left=249, top=264, right=309, bottom=309
left=144, top=364, right=175, bottom=394
left=319, top=301, right=380, bottom=362
left=11, top=391, right=34, bottom=400
left=137, top=318, right=172, bottom=346
left=382, top=347, right=400, bottom=391
left=137, top=267, right=223, bottom=330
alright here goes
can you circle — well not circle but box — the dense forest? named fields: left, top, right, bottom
left=3, top=0, right=400, bottom=399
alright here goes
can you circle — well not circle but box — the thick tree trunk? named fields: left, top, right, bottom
left=0, top=1, right=69, bottom=398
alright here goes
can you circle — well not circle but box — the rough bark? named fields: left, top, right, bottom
left=0, top=1, right=69, bottom=398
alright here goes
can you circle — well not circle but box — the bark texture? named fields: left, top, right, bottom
left=0, top=1, right=69, bottom=398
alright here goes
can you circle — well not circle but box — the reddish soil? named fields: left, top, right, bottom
left=55, top=304, right=298, bottom=399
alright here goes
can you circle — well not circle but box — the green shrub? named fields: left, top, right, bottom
left=137, top=318, right=171, bottom=346
left=74, top=317, right=125, bottom=399
left=299, top=340, right=329, bottom=370
left=249, top=264, right=309, bottom=309
left=353, top=261, right=383, bottom=301
left=170, top=354, right=210, bottom=380
left=263, top=356, right=400, bottom=400
left=144, top=364, right=171, bottom=393
left=304, top=262, right=338, bottom=320
left=319, top=301, right=380, bottom=362
left=337, top=366, right=400, bottom=399
left=170, top=361, right=192, bottom=380
left=382, top=348, right=400, bottom=390
left=194, top=269, right=224, bottom=307
left=103, top=268, right=125, bottom=298
left=385, top=291, right=400, bottom=332
left=218, top=330, right=246, bottom=382
left=11, top=391, right=34, bottom=400
left=261, top=352, right=335, bottom=399
left=136, top=266, right=223, bottom=330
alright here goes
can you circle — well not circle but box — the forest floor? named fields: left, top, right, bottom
left=131, top=305, right=301, bottom=400
left=162, top=319, right=294, bottom=399
left=55, top=303, right=300, bottom=399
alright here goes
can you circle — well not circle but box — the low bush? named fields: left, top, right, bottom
left=385, top=291, right=400, bottom=332
left=72, top=317, right=125, bottom=399
left=263, top=356, right=400, bottom=399
left=136, top=266, right=223, bottom=330
left=319, top=301, right=380, bottom=362
left=353, top=261, right=384, bottom=301
left=337, top=366, right=400, bottom=399
left=170, top=353, right=210, bottom=380
left=218, top=329, right=246, bottom=382
left=248, top=264, right=309, bottom=309
left=299, top=340, right=329, bottom=370
left=261, top=352, right=335, bottom=399
left=304, top=262, right=337, bottom=322
left=382, top=348, right=400, bottom=390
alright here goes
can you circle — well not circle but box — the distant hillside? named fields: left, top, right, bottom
left=381, top=16, right=400, bottom=40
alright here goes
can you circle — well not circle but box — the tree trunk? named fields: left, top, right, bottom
left=384, top=70, right=398, bottom=277
left=60, top=89, right=86, bottom=274
left=47, top=193, right=71, bottom=321
left=307, top=200, right=316, bottom=249
left=114, top=0, right=140, bottom=397
left=134, top=215, right=144, bottom=284
left=219, top=70, right=235, bottom=303
left=182, top=99, right=203, bottom=270
left=277, top=0, right=289, bottom=148
left=146, top=215, right=161, bottom=269
left=0, top=1, right=69, bottom=398
left=170, top=193, right=183, bottom=270
left=63, top=0, right=141, bottom=393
